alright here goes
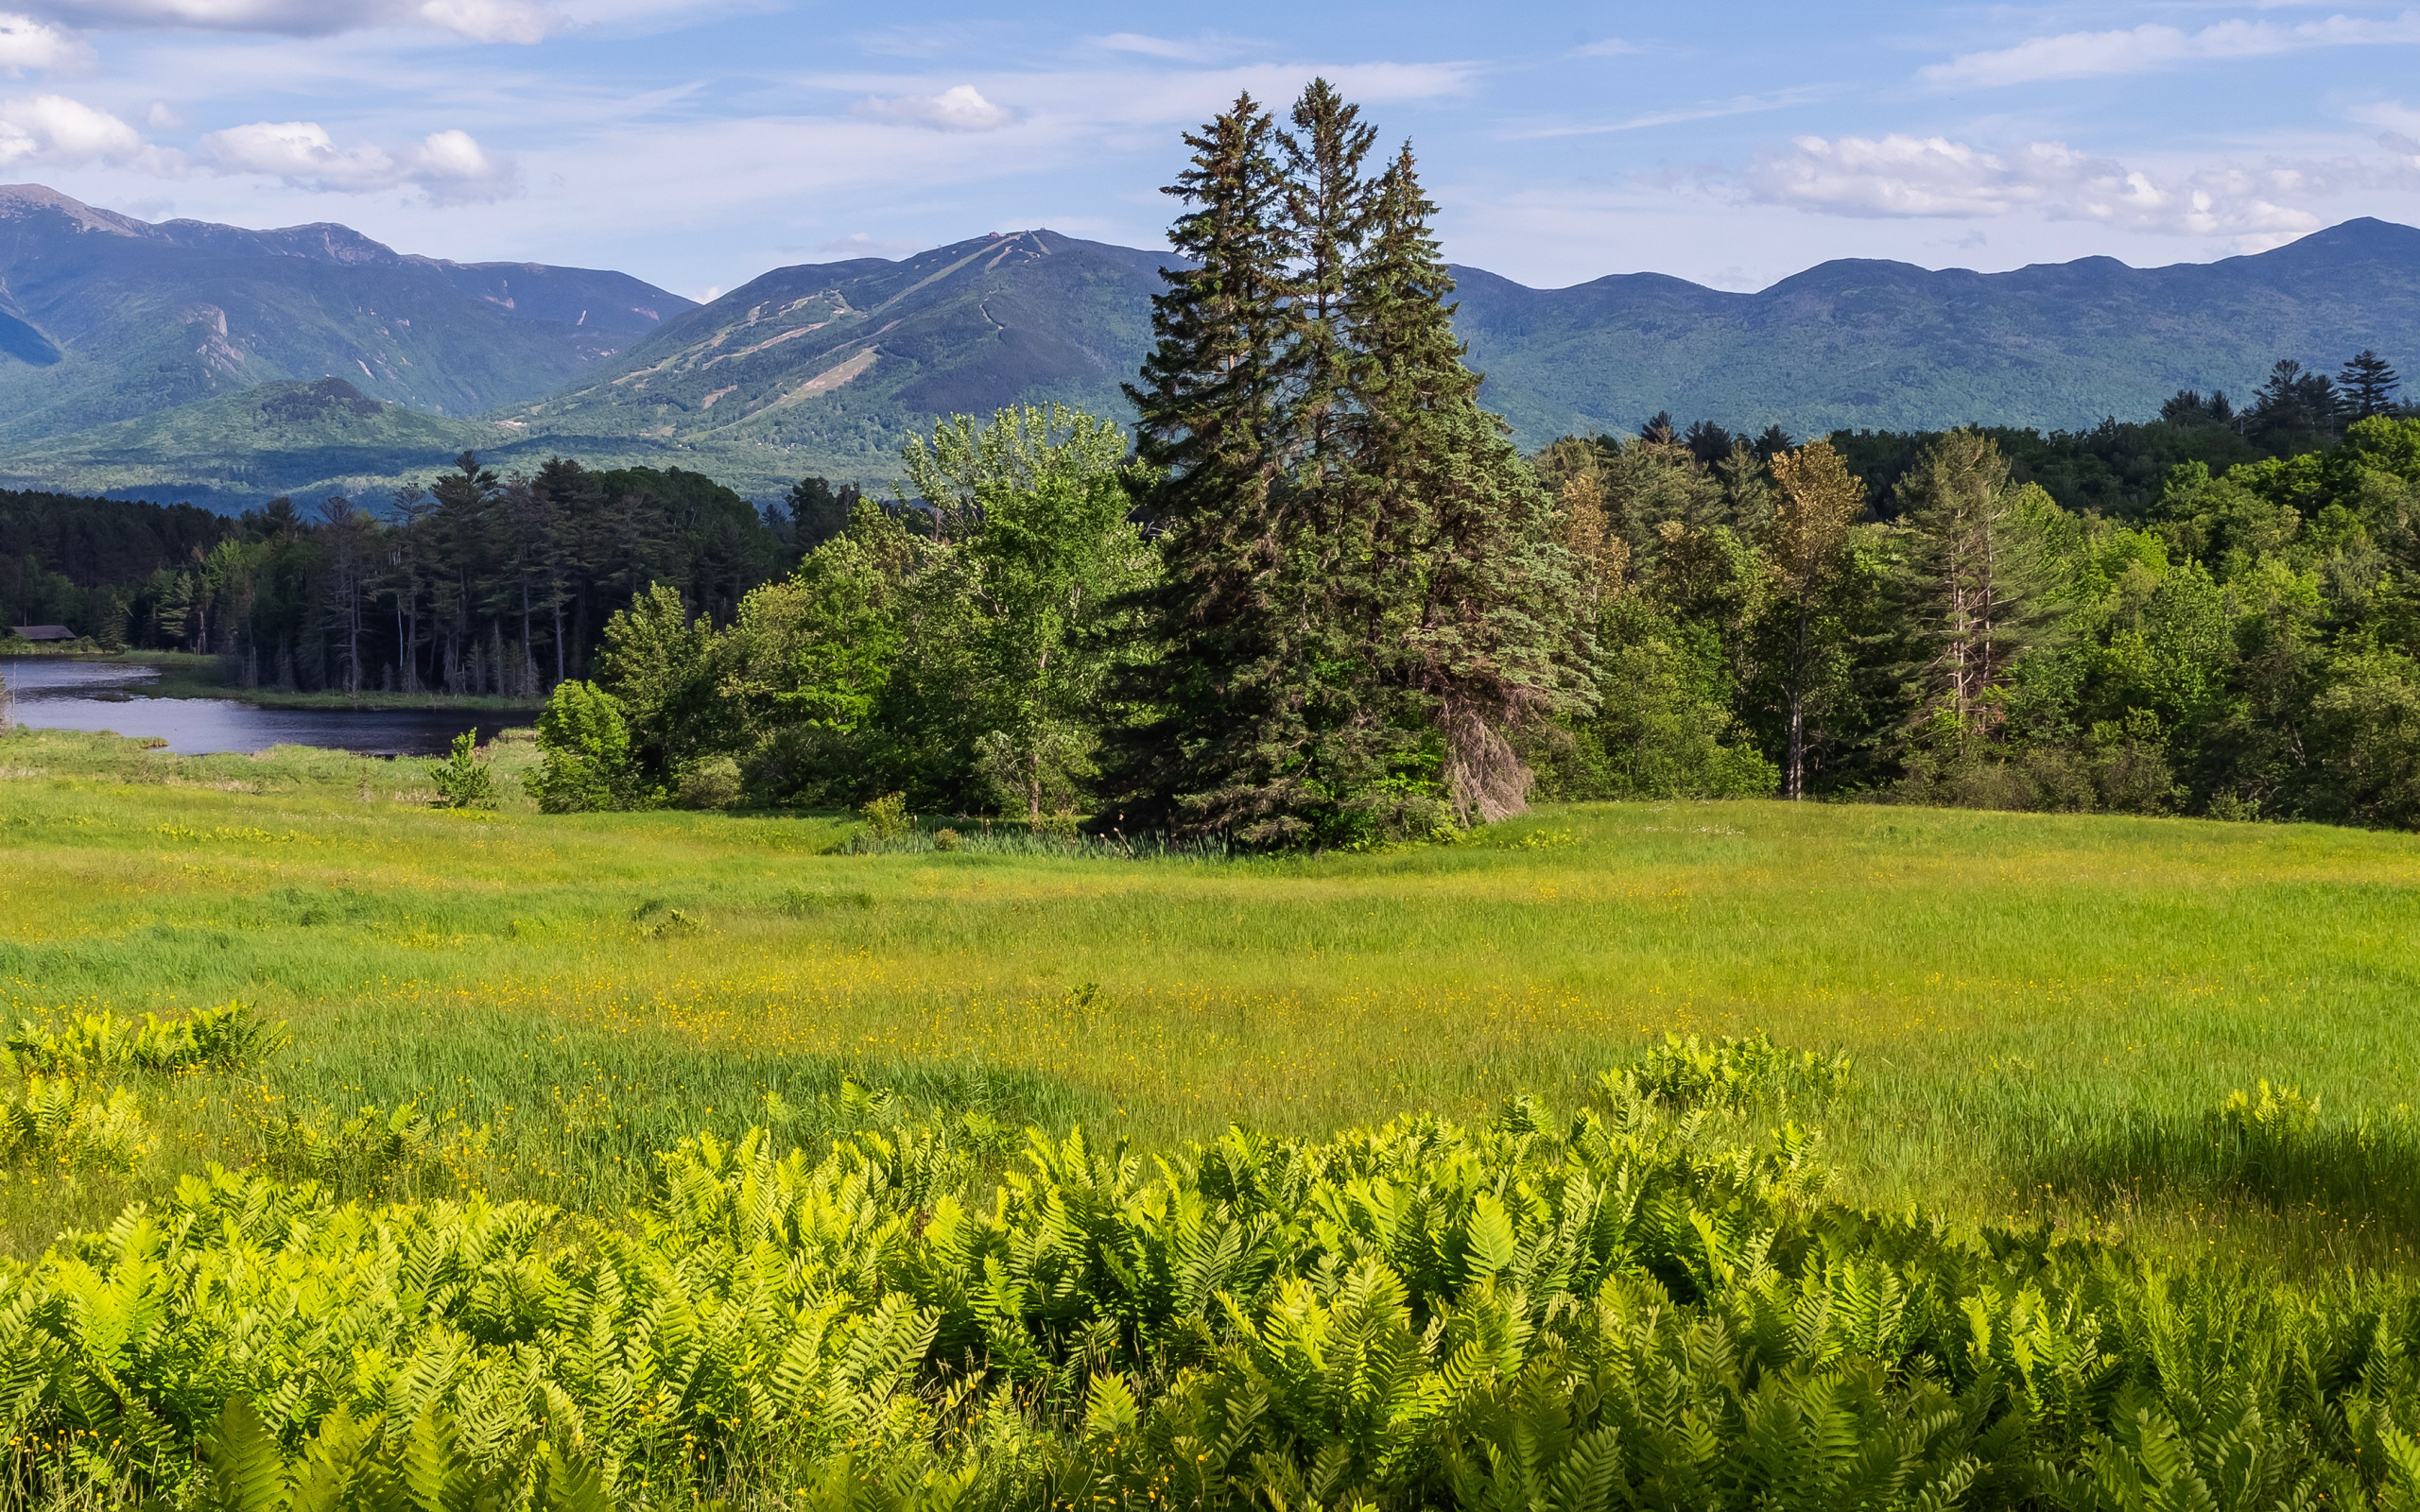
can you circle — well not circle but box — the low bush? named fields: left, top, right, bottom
left=427, top=731, right=498, bottom=810
left=0, top=1074, right=149, bottom=1169
left=7, top=1001, right=281, bottom=1075
left=1614, top=1028, right=1854, bottom=1111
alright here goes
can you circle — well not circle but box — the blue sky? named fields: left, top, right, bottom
left=3, top=0, right=2418, bottom=301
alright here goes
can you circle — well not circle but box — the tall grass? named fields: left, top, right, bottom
left=6, top=723, right=2420, bottom=1267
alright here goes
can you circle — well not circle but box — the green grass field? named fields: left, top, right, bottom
left=4, top=719, right=2419, bottom=1272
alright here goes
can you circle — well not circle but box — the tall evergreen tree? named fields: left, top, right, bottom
left=1348, top=143, right=1592, bottom=823
left=1759, top=439, right=1866, bottom=799
left=1115, top=86, right=1589, bottom=843
left=2340, top=350, right=2401, bottom=420
left=1271, top=82, right=1414, bottom=841
left=2246, top=359, right=2342, bottom=449
left=1893, top=430, right=2051, bottom=745
left=1113, top=93, right=1306, bottom=842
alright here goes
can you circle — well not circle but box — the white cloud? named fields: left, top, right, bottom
left=1738, top=132, right=2367, bottom=247
left=853, top=83, right=1013, bottom=131
left=1570, top=37, right=1640, bottom=58
left=144, top=97, right=178, bottom=126
left=1922, top=12, right=2420, bottom=89
left=26, top=0, right=559, bottom=39
left=201, top=119, right=515, bottom=199
left=0, top=11, right=86, bottom=71
left=0, top=92, right=167, bottom=165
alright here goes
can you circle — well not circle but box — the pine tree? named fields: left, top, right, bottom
left=1348, top=144, right=1592, bottom=823
left=2246, top=359, right=2343, bottom=448
left=1115, top=87, right=1589, bottom=843
left=1280, top=80, right=1377, bottom=493
left=1761, top=440, right=1865, bottom=799
left=1112, top=93, right=1307, bottom=842
left=1893, top=430, right=2050, bottom=747
left=2340, top=350, right=2401, bottom=420
left=1270, top=81, right=1407, bottom=842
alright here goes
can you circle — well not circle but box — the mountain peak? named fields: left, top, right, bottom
left=0, top=184, right=146, bottom=236
left=2283, top=216, right=2420, bottom=253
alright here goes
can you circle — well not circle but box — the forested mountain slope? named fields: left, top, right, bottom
left=0, top=185, right=693, bottom=446
left=510, top=229, right=1165, bottom=488
left=1450, top=218, right=2420, bottom=440
left=0, top=377, right=500, bottom=508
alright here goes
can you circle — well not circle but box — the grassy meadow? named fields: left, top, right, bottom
left=3, top=722, right=2419, bottom=1275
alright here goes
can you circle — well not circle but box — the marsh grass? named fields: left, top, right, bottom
left=7, top=722, right=2420, bottom=1268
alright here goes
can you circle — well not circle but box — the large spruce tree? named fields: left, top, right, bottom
left=1113, top=83, right=1589, bottom=845
left=1348, top=144, right=1591, bottom=823
left=1113, top=93, right=1311, bottom=843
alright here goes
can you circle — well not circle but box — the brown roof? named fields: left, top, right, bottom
left=9, top=626, right=75, bottom=642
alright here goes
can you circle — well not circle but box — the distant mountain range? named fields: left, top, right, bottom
left=3, top=183, right=2418, bottom=509
left=0, top=183, right=689, bottom=454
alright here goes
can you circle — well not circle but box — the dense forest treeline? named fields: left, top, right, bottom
left=4, top=363, right=2380, bottom=687
left=0, top=461, right=852, bottom=694
left=12, top=388, right=2420, bottom=833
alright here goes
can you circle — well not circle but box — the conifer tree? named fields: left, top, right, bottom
left=1113, top=93, right=1310, bottom=842
left=1761, top=439, right=1866, bottom=799
left=1893, top=430, right=2051, bottom=746
left=2340, top=350, right=2401, bottom=420
left=1268, top=81, right=1407, bottom=842
left=1115, top=87, right=1590, bottom=843
left=1348, top=144, right=1592, bottom=823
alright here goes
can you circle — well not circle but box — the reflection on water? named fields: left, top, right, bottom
left=1, top=658, right=496, bottom=756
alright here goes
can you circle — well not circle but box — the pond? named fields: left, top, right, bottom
left=0, top=659, right=501, bottom=756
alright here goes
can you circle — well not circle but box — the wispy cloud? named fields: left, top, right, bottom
left=1921, top=12, right=2420, bottom=89
left=1569, top=37, right=1639, bottom=58
left=20, top=0, right=561, bottom=41
left=1093, top=30, right=1256, bottom=63
left=1507, top=85, right=1832, bottom=141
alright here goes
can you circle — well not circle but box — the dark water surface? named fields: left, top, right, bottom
left=2, top=659, right=493, bottom=755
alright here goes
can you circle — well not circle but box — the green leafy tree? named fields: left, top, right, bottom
left=529, top=679, right=635, bottom=813
left=594, top=583, right=725, bottom=790
left=901, top=405, right=1157, bottom=823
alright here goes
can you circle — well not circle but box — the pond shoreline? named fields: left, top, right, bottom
left=6, top=651, right=545, bottom=714
left=1, top=657, right=518, bottom=755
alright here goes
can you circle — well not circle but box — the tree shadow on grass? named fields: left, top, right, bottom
left=2013, top=1084, right=2420, bottom=1249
